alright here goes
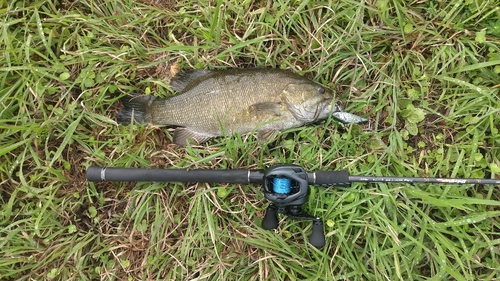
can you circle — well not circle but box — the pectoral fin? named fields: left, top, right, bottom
left=173, top=127, right=214, bottom=146
left=248, top=102, right=282, bottom=116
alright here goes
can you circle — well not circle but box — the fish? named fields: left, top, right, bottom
left=116, top=68, right=367, bottom=146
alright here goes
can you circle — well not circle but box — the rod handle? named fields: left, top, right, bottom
left=86, top=166, right=260, bottom=183
left=311, top=170, right=350, bottom=186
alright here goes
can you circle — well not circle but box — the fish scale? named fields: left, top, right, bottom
left=116, top=68, right=367, bottom=146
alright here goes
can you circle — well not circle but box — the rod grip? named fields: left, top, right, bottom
left=86, top=166, right=259, bottom=183
left=311, top=170, right=350, bottom=186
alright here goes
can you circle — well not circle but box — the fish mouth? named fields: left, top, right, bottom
left=284, top=96, right=334, bottom=123
left=313, top=98, right=334, bottom=121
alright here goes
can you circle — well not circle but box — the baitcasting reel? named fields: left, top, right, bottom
left=262, top=164, right=325, bottom=248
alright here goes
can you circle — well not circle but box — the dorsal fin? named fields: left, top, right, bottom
left=170, top=69, right=212, bottom=92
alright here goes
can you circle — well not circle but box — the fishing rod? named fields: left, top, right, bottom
left=86, top=164, right=500, bottom=248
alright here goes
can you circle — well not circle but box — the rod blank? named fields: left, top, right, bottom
left=349, top=175, right=500, bottom=185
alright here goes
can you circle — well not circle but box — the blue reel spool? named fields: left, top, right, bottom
left=272, top=177, right=292, bottom=194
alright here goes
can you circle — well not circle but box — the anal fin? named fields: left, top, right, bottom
left=173, top=127, right=214, bottom=146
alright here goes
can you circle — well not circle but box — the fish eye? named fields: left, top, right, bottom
left=318, top=87, right=325, bottom=94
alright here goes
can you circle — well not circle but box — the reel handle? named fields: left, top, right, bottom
left=309, top=220, right=326, bottom=248
left=262, top=205, right=279, bottom=230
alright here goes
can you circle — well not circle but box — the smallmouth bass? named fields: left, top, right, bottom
left=116, top=68, right=367, bottom=146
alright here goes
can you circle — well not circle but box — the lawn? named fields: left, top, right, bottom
left=1, top=0, right=499, bottom=280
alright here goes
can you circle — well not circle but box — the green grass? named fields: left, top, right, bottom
left=1, top=0, right=500, bottom=280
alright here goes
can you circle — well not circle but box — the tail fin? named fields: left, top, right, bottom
left=116, top=93, right=155, bottom=124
